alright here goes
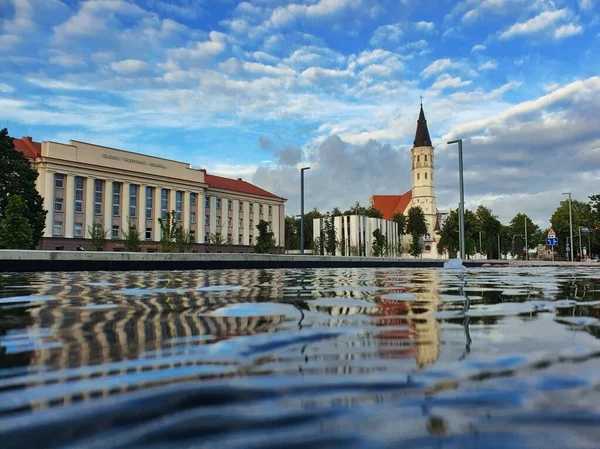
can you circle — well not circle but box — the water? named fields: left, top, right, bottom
left=1, top=267, right=600, bottom=448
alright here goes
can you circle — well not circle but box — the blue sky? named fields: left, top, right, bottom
left=1, top=0, right=599, bottom=226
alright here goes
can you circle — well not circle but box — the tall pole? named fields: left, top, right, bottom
left=563, top=192, right=574, bottom=262
left=300, top=167, right=310, bottom=255
left=497, top=234, right=501, bottom=260
left=479, top=231, right=482, bottom=259
left=588, top=231, right=591, bottom=258
left=579, top=226, right=583, bottom=259
left=524, top=217, right=528, bottom=261
left=448, top=139, right=465, bottom=259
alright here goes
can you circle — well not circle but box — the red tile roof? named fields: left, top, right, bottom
left=204, top=173, right=284, bottom=201
left=372, top=190, right=412, bottom=220
left=12, top=136, right=41, bottom=159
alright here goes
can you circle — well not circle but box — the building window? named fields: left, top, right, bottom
left=239, top=202, right=243, bottom=212
left=417, top=173, right=420, bottom=180
left=145, top=187, right=152, bottom=219
left=227, top=233, right=232, bottom=243
left=216, top=198, right=221, bottom=209
left=190, top=212, right=196, bottom=224
left=238, top=235, right=242, bottom=245
left=74, top=222, right=83, bottom=237
left=176, top=191, right=182, bottom=221
left=74, top=177, right=84, bottom=213
left=205, top=196, right=209, bottom=208
left=259, top=204, right=263, bottom=214
left=112, top=225, right=120, bottom=240
left=249, top=236, right=252, bottom=245
left=112, top=182, right=121, bottom=217
left=425, top=172, right=428, bottom=179
left=129, top=185, right=137, bottom=218
left=205, top=214, right=209, bottom=226
left=228, top=200, right=232, bottom=211
left=216, top=216, right=221, bottom=227
left=268, top=205, right=272, bottom=216
left=190, top=230, right=195, bottom=242
left=190, top=193, right=196, bottom=205
left=94, top=180, right=103, bottom=215
left=53, top=221, right=63, bottom=236
left=239, top=218, right=243, bottom=229
left=145, top=227, right=152, bottom=240
left=54, top=197, right=63, bottom=213
left=228, top=216, right=232, bottom=227
left=424, top=154, right=428, bottom=162
left=249, top=203, right=253, bottom=213
left=161, top=189, right=168, bottom=219
left=417, top=155, right=420, bottom=162
left=55, top=174, right=64, bottom=189
left=205, top=232, right=209, bottom=243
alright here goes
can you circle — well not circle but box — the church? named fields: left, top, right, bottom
left=371, top=103, right=444, bottom=256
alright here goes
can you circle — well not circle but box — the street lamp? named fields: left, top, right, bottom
left=300, top=167, right=310, bottom=255
left=447, top=139, right=465, bottom=259
left=562, top=192, right=574, bottom=262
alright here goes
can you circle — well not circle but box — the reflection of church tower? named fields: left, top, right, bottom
left=411, top=103, right=440, bottom=254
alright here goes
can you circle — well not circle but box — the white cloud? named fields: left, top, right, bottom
left=479, top=60, right=498, bottom=70
left=110, top=59, right=149, bottom=75
left=431, top=74, right=472, bottom=90
left=554, top=23, right=583, bottom=38
left=0, top=83, right=14, bottom=93
left=579, top=0, right=593, bottom=10
left=268, top=0, right=362, bottom=28
left=421, top=58, right=475, bottom=78
left=414, top=21, right=435, bottom=32
left=461, top=0, right=527, bottom=23
left=49, top=53, right=86, bottom=68
left=471, top=44, right=486, bottom=52
left=499, top=9, right=576, bottom=40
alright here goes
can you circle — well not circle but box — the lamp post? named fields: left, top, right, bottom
left=447, top=139, right=465, bottom=259
left=578, top=226, right=584, bottom=259
left=300, top=167, right=310, bottom=255
left=524, top=217, right=528, bottom=261
left=562, top=192, right=574, bottom=262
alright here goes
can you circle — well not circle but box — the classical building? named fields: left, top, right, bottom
left=13, top=136, right=286, bottom=251
left=372, top=104, right=444, bottom=257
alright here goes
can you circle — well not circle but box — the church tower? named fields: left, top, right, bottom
left=410, top=104, right=438, bottom=250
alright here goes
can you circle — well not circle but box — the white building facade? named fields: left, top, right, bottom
left=14, top=137, right=285, bottom=251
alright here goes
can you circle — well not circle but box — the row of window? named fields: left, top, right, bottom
left=416, top=154, right=429, bottom=162
left=55, top=175, right=274, bottom=220
left=416, top=172, right=431, bottom=180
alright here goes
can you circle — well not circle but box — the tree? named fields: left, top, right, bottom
left=0, top=195, right=33, bottom=249
left=303, top=208, right=322, bottom=250
left=88, top=221, right=109, bottom=251
left=123, top=222, right=142, bottom=252
left=175, top=228, right=193, bottom=253
left=255, top=219, right=275, bottom=253
left=550, top=199, right=596, bottom=258
left=284, top=216, right=300, bottom=250
left=372, top=228, right=387, bottom=257
left=344, top=201, right=383, bottom=218
left=437, top=209, right=459, bottom=258
left=475, top=205, right=502, bottom=259
left=509, top=213, right=542, bottom=257
left=323, top=213, right=337, bottom=255
left=391, top=212, right=406, bottom=236
left=209, top=231, right=224, bottom=245
left=158, top=211, right=178, bottom=252
left=0, top=128, right=47, bottom=247
left=407, top=206, right=428, bottom=257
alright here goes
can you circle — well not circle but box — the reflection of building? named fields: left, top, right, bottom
left=372, top=104, right=446, bottom=258
left=13, top=137, right=285, bottom=251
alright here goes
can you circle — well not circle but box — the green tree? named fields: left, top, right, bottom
left=550, top=199, right=595, bottom=258
left=0, top=128, right=47, bottom=247
left=284, top=216, right=300, bottom=250
left=158, top=210, right=182, bottom=252
left=303, top=208, right=322, bottom=250
left=0, top=195, right=33, bottom=249
left=372, top=228, right=387, bottom=257
left=509, top=213, right=542, bottom=257
left=175, top=228, right=193, bottom=253
left=391, top=212, right=406, bottom=236
left=343, top=201, right=383, bottom=218
left=123, top=222, right=142, bottom=252
left=88, top=221, right=109, bottom=251
left=437, top=209, right=459, bottom=257
left=255, top=219, right=275, bottom=253
left=323, top=213, right=337, bottom=255
left=407, top=206, right=428, bottom=257
left=475, top=205, right=502, bottom=259
left=209, top=231, right=224, bottom=245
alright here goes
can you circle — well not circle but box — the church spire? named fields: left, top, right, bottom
left=413, top=103, right=432, bottom=147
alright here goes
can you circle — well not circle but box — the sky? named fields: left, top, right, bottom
left=1, top=0, right=599, bottom=227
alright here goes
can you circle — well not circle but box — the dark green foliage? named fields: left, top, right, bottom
left=284, top=216, right=300, bottom=250
left=209, top=231, right=224, bottom=245
left=372, top=228, right=387, bottom=257
left=88, top=221, right=109, bottom=251
left=0, top=128, right=47, bottom=247
left=344, top=201, right=383, bottom=218
left=158, top=210, right=192, bottom=252
left=123, top=222, right=142, bottom=252
left=324, top=214, right=336, bottom=255
left=255, top=219, right=275, bottom=253
left=0, top=195, right=33, bottom=249
left=475, top=205, right=502, bottom=259
left=407, top=206, right=427, bottom=257
left=391, top=212, right=406, bottom=236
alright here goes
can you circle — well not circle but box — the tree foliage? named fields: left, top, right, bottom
left=284, top=216, right=300, bottom=250
left=475, top=205, right=502, bottom=259
left=344, top=201, right=383, bottom=218
left=407, top=206, right=427, bottom=257
left=550, top=199, right=597, bottom=257
left=372, top=228, right=387, bottom=257
left=88, top=221, right=109, bottom=251
left=158, top=210, right=191, bottom=252
left=323, top=214, right=337, bottom=255
left=0, top=195, right=33, bottom=249
left=255, top=219, right=276, bottom=253
left=0, top=128, right=47, bottom=247
left=391, top=212, right=406, bottom=236
left=123, top=222, right=142, bottom=252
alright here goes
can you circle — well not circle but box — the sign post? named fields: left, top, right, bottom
left=547, top=228, right=558, bottom=261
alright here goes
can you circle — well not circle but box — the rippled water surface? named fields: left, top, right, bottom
left=2, top=266, right=600, bottom=448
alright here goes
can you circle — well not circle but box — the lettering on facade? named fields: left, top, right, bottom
left=102, top=153, right=167, bottom=169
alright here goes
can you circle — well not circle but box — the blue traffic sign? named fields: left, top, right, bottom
left=581, top=227, right=589, bottom=233
left=546, top=237, right=558, bottom=246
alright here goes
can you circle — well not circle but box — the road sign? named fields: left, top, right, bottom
left=547, top=228, right=556, bottom=239
left=581, top=227, right=589, bottom=233
left=546, top=237, right=558, bottom=246
left=566, top=243, right=570, bottom=251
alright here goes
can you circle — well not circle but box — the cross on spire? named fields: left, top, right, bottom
left=420, top=94, right=423, bottom=106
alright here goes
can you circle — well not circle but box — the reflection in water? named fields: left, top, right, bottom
left=2, top=267, right=600, bottom=448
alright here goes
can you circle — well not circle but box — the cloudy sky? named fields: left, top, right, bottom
left=1, top=0, right=599, bottom=226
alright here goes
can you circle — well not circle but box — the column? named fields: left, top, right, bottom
left=153, top=187, right=161, bottom=241
left=232, top=199, right=240, bottom=245
left=209, top=196, right=217, bottom=237
left=43, top=171, right=54, bottom=238
left=169, top=189, right=176, bottom=217
left=121, top=182, right=130, bottom=236
left=198, top=191, right=205, bottom=243
left=138, top=184, right=146, bottom=239
left=262, top=202, right=268, bottom=223
left=103, top=180, right=112, bottom=232
left=272, top=204, right=279, bottom=246
left=64, top=174, right=75, bottom=238
left=242, top=201, right=249, bottom=245
left=85, top=177, right=94, bottom=237
left=279, top=204, right=285, bottom=248
left=253, top=202, right=260, bottom=233
left=182, top=191, right=190, bottom=233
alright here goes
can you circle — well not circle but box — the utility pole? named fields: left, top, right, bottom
left=300, top=167, right=310, bottom=254
left=562, top=193, right=574, bottom=262
left=524, top=218, right=528, bottom=261
left=447, top=139, right=465, bottom=259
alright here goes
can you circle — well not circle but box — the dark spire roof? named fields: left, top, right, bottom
left=413, top=104, right=432, bottom=147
